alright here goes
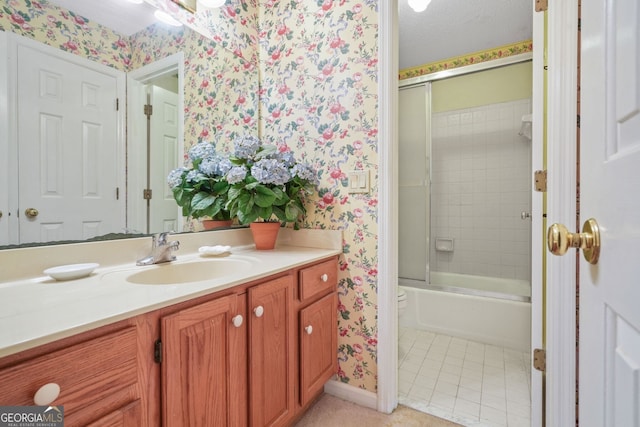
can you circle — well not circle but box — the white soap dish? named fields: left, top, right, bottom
left=198, top=245, right=231, bottom=256
left=44, top=263, right=99, bottom=281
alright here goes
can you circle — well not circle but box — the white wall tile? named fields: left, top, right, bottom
left=430, top=99, right=532, bottom=282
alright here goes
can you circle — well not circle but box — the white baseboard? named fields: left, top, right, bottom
left=323, top=379, right=378, bottom=410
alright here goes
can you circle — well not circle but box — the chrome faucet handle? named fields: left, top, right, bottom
left=152, top=231, right=173, bottom=247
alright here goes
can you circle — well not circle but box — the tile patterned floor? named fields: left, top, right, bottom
left=398, top=327, right=531, bottom=427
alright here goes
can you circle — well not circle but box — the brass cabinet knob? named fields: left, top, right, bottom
left=547, top=218, right=601, bottom=264
left=25, top=208, right=39, bottom=218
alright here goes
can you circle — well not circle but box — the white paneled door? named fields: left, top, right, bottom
left=17, top=39, right=123, bottom=243
left=580, top=0, right=640, bottom=425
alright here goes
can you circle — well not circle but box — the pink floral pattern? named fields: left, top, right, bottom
left=259, top=1, right=379, bottom=392
left=1, top=0, right=132, bottom=70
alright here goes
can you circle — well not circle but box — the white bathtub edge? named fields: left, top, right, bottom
left=399, top=286, right=531, bottom=352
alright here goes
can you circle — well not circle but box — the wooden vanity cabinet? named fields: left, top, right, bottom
left=161, top=293, right=248, bottom=427
left=160, top=274, right=295, bottom=427
left=247, top=275, right=295, bottom=427
left=0, top=256, right=338, bottom=427
left=0, top=320, right=148, bottom=427
left=296, top=258, right=339, bottom=410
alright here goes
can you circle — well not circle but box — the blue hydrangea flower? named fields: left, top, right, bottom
left=251, top=159, right=291, bottom=185
left=291, top=163, right=319, bottom=185
left=276, top=151, right=296, bottom=167
left=226, top=166, right=248, bottom=184
left=167, top=167, right=187, bottom=189
left=233, top=135, right=261, bottom=159
left=198, top=153, right=234, bottom=177
left=218, top=158, right=233, bottom=175
left=188, top=141, right=216, bottom=162
left=185, top=169, right=205, bottom=183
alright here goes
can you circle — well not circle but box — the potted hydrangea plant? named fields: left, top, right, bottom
left=224, top=135, right=318, bottom=249
left=167, top=141, right=234, bottom=230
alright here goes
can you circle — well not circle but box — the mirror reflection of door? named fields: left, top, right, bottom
left=15, top=36, right=125, bottom=244
left=148, top=82, right=179, bottom=233
left=127, top=53, right=184, bottom=235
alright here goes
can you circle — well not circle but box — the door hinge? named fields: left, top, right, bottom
left=154, top=339, right=162, bottom=364
left=116, top=187, right=120, bottom=200
left=533, top=348, right=546, bottom=372
left=116, top=98, right=119, bottom=111
left=144, top=104, right=153, bottom=117
left=534, top=170, right=547, bottom=192
left=535, top=0, right=548, bottom=12
left=143, top=189, right=152, bottom=200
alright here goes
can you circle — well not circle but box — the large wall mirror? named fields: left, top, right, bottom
left=0, top=0, right=259, bottom=247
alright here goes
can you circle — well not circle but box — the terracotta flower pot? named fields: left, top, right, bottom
left=202, top=219, right=233, bottom=230
left=249, top=222, right=281, bottom=250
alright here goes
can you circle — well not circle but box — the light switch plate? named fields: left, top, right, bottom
left=348, top=170, right=369, bottom=194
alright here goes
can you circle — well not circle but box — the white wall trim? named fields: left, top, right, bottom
left=530, top=4, right=545, bottom=427
left=546, top=0, right=579, bottom=425
left=376, top=0, right=399, bottom=415
left=0, top=32, right=9, bottom=245
left=324, top=380, right=378, bottom=410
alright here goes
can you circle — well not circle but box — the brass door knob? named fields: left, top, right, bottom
left=547, top=218, right=600, bottom=264
left=25, top=208, right=39, bottom=218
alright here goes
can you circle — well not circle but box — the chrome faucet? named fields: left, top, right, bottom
left=136, top=232, right=180, bottom=266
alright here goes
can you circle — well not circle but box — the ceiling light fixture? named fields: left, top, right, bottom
left=154, top=10, right=183, bottom=27
left=126, top=0, right=144, bottom=4
left=198, top=0, right=226, bottom=8
left=408, top=0, right=432, bottom=12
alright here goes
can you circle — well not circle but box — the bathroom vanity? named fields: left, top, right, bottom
left=0, top=229, right=341, bottom=426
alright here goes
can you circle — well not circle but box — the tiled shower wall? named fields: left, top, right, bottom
left=430, top=99, right=532, bottom=281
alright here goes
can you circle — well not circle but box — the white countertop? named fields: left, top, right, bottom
left=0, top=229, right=342, bottom=358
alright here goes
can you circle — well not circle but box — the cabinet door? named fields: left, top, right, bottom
left=248, top=276, right=294, bottom=427
left=162, top=294, right=247, bottom=427
left=299, top=293, right=338, bottom=406
left=86, top=399, right=142, bottom=427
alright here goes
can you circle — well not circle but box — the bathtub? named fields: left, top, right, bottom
left=399, top=272, right=531, bottom=351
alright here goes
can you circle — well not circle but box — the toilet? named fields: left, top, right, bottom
left=398, top=287, right=407, bottom=310
left=398, top=287, right=408, bottom=360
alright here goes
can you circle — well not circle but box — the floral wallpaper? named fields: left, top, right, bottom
left=145, top=0, right=260, bottom=66
left=259, top=1, right=380, bottom=392
left=0, top=0, right=132, bottom=71
left=129, top=23, right=259, bottom=151
left=399, top=39, right=533, bottom=81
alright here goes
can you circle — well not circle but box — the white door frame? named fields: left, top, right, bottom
left=376, top=0, right=575, bottom=423
left=0, top=32, right=9, bottom=245
left=545, top=0, right=579, bottom=426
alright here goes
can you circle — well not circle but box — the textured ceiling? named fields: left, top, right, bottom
left=46, top=0, right=532, bottom=70
left=398, top=0, right=533, bottom=70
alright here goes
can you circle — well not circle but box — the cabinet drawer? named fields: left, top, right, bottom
left=299, top=258, right=337, bottom=302
left=0, top=327, right=139, bottom=425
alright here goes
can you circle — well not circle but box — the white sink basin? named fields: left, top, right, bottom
left=126, top=259, right=251, bottom=285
